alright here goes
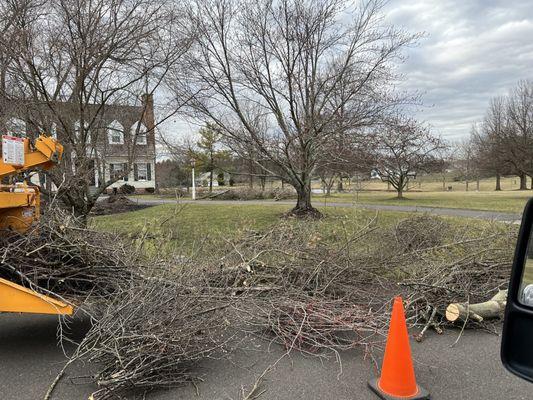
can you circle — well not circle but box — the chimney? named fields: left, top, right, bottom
left=141, top=93, right=155, bottom=132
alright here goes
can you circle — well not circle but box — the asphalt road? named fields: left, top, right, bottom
left=1, top=313, right=531, bottom=400
left=127, top=197, right=522, bottom=222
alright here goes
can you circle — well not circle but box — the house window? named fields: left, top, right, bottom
left=137, top=132, right=147, bottom=145
left=74, top=120, right=90, bottom=141
left=51, top=122, right=57, bottom=139
left=110, top=163, right=129, bottom=181
left=131, top=122, right=147, bottom=145
left=134, top=163, right=152, bottom=181
left=108, top=121, right=124, bottom=144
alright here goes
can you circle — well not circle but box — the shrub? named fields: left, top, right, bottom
left=119, top=184, right=136, bottom=194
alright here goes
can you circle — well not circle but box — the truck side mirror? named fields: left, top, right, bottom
left=502, top=198, right=533, bottom=382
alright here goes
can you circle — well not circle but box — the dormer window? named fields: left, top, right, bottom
left=108, top=120, right=124, bottom=145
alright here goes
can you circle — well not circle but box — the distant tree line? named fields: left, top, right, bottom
left=471, top=80, right=533, bottom=190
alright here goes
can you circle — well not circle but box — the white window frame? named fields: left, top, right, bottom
left=136, top=132, right=147, bottom=145
left=108, top=121, right=124, bottom=145
left=136, top=163, right=148, bottom=181
left=110, top=163, right=125, bottom=181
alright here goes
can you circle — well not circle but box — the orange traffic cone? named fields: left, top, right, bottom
left=368, top=296, right=430, bottom=399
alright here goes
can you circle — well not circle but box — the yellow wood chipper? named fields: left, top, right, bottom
left=0, top=134, right=73, bottom=316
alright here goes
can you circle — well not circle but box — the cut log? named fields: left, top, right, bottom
left=445, top=290, right=508, bottom=323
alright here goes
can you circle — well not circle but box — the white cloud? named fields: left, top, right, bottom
left=385, top=0, right=533, bottom=139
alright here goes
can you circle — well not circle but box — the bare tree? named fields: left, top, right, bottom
left=0, top=0, right=192, bottom=218
left=456, top=135, right=479, bottom=191
left=373, top=117, right=446, bottom=199
left=505, top=80, right=533, bottom=190
left=471, top=98, right=509, bottom=191
left=176, top=0, right=417, bottom=217
left=474, top=81, right=533, bottom=191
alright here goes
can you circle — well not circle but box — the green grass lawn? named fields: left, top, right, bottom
left=93, top=203, right=398, bottom=248
left=92, top=202, right=502, bottom=257
left=130, top=189, right=531, bottom=214
left=313, top=190, right=532, bottom=213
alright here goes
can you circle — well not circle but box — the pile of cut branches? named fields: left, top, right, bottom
left=1, top=211, right=239, bottom=400
left=397, top=218, right=515, bottom=332
left=200, top=187, right=296, bottom=201
left=74, top=273, right=234, bottom=400
left=0, top=210, right=136, bottom=302
left=2, top=209, right=516, bottom=399
left=206, top=214, right=516, bottom=351
left=204, top=217, right=397, bottom=355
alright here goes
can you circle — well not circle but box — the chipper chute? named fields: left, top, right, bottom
left=0, top=277, right=73, bottom=315
left=0, top=134, right=73, bottom=316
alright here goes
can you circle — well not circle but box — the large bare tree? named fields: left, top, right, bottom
left=0, top=0, right=192, bottom=218
left=176, top=0, right=417, bottom=216
left=471, top=97, right=509, bottom=191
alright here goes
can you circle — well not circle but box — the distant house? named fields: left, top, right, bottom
left=0, top=95, right=156, bottom=194
left=370, top=169, right=381, bottom=180
left=197, top=170, right=232, bottom=187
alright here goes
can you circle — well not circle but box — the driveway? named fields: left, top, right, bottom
left=128, top=197, right=522, bottom=222
left=1, top=313, right=530, bottom=400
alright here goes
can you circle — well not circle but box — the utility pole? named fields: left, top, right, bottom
left=191, top=159, right=196, bottom=200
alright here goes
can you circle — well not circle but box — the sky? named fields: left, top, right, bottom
left=159, top=0, right=533, bottom=147
left=384, top=0, right=533, bottom=140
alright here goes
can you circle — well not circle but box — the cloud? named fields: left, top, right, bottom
left=384, top=0, right=533, bottom=140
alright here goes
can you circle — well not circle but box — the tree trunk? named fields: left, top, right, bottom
left=465, top=179, right=469, bottom=192
left=520, top=173, right=527, bottom=190
left=396, top=176, right=405, bottom=199
left=289, top=183, right=321, bottom=218
left=337, top=178, right=343, bottom=192
left=446, top=290, right=507, bottom=323
left=397, top=187, right=403, bottom=199
left=209, top=170, right=213, bottom=192
left=495, top=173, right=501, bottom=191
left=476, top=178, right=480, bottom=191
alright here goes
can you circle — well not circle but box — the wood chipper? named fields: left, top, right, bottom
left=0, top=134, right=73, bottom=315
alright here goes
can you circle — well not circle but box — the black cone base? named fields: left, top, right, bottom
left=368, top=378, right=430, bottom=400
